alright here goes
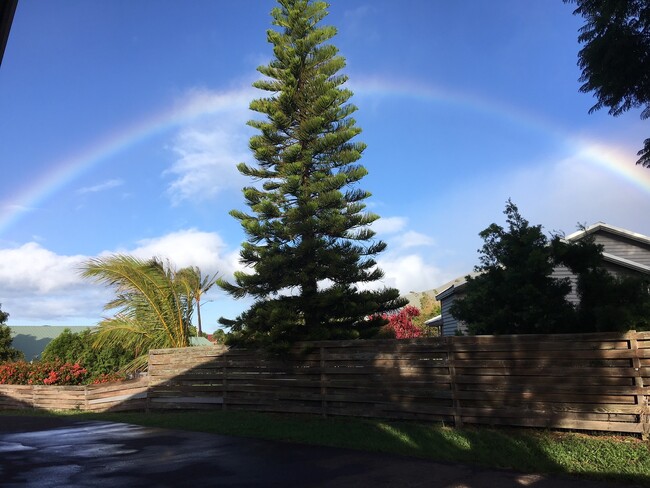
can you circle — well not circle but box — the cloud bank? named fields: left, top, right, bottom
left=164, top=88, right=254, bottom=205
left=0, top=229, right=241, bottom=326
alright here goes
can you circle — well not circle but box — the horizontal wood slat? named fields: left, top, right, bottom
left=145, top=331, right=650, bottom=437
left=1, top=331, right=648, bottom=437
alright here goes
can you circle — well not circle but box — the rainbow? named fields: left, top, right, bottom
left=2, top=77, right=648, bottom=236
left=0, top=87, right=254, bottom=236
left=351, top=76, right=650, bottom=195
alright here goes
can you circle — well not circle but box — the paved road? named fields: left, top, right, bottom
left=0, top=416, right=640, bottom=487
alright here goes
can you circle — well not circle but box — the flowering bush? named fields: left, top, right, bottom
left=0, top=361, right=89, bottom=385
left=0, top=361, right=32, bottom=384
left=381, top=306, right=423, bottom=339
left=90, top=372, right=128, bottom=384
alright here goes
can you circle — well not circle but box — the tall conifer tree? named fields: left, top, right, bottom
left=220, top=0, right=404, bottom=347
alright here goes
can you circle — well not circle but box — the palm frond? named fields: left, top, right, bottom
left=82, top=254, right=197, bottom=371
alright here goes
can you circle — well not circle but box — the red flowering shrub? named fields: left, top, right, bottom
left=382, top=306, right=423, bottom=339
left=0, top=361, right=32, bottom=384
left=91, top=372, right=127, bottom=384
left=0, top=361, right=89, bottom=385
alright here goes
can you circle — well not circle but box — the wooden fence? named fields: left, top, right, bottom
left=147, top=331, right=650, bottom=436
left=1, top=331, right=648, bottom=436
left=0, top=377, right=148, bottom=412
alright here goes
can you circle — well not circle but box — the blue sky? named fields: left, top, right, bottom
left=2, top=1, right=650, bottom=332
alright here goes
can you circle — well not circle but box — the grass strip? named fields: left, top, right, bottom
left=2, top=409, right=648, bottom=486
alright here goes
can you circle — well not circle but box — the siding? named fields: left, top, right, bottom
left=435, top=226, right=650, bottom=337
left=593, top=233, right=650, bottom=267
left=551, top=265, right=579, bottom=304
left=601, top=261, right=645, bottom=279
left=440, top=294, right=467, bottom=336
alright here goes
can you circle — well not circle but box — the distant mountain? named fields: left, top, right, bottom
left=402, top=273, right=478, bottom=307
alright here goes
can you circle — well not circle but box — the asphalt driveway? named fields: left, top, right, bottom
left=0, top=416, right=638, bottom=487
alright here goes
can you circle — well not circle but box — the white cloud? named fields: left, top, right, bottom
left=372, top=216, right=407, bottom=234
left=164, top=88, right=254, bottom=205
left=0, top=229, right=242, bottom=326
left=412, top=141, right=650, bottom=283
left=398, top=230, right=436, bottom=249
left=376, top=254, right=448, bottom=295
left=496, top=150, right=650, bottom=238
left=372, top=217, right=435, bottom=248
left=0, top=243, right=87, bottom=293
left=125, top=229, right=241, bottom=278
left=0, top=229, right=450, bottom=327
left=365, top=216, right=441, bottom=294
left=77, top=179, right=124, bottom=194
left=0, top=242, right=108, bottom=324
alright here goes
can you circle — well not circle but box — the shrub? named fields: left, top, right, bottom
left=381, top=306, right=423, bottom=339
left=41, top=328, right=134, bottom=379
left=90, top=372, right=128, bottom=384
left=0, top=360, right=89, bottom=385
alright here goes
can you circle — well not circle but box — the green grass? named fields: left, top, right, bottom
left=2, top=409, right=649, bottom=486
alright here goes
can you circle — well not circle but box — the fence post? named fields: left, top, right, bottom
left=446, top=337, right=462, bottom=427
left=222, top=357, right=228, bottom=411
left=320, top=346, right=327, bottom=418
left=84, top=385, right=89, bottom=411
left=629, top=331, right=649, bottom=440
left=145, top=351, right=152, bottom=413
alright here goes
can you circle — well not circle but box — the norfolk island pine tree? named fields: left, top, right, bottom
left=219, top=0, right=406, bottom=348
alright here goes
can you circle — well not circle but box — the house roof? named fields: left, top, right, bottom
left=424, top=314, right=442, bottom=325
left=436, top=283, right=463, bottom=301
left=9, top=325, right=94, bottom=341
left=563, top=222, right=650, bottom=276
left=433, top=223, right=650, bottom=302
left=9, top=325, right=94, bottom=361
left=564, top=222, right=650, bottom=247
left=434, top=272, right=480, bottom=301
left=189, top=336, right=213, bottom=346
left=601, top=252, right=650, bottom=275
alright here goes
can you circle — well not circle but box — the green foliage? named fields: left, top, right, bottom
left=0, top=304, right=24, bottom=362
left=452, top=200, right=575, bottom=334
left=41, top=328, right=134, bottom=379
left=552, top=233, right=650, bottom=332
left=81, top=255, right=211, bottom=371
left=210, top=328, right=228, bottom=344
left=565, top=0, right=650, bottom=166
left=175, top=266, right=219, bottom=337
left=453, top=201, right=650, bottom=335
left=220, top=0, right=404, bottom=348
left=411, top=294, right=441, bottom=336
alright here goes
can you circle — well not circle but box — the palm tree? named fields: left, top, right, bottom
left=176, top=266, right=219, bottom=337
left=81, top=255, right=194, bottom=371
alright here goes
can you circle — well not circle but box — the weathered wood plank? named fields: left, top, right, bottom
left=6, top=331, right=643, bottom=436
left=459, top=415, right=644, bottom=434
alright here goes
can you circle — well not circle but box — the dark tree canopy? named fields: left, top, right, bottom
left=220, top=0, right=404, bottom=348
left=566, top=0, right=650, bottom=166
left=453, top=201, right=650, bottom=335
left=552, top=232, right=650, bottom=332
left=0, top=304, right=24, bottom=362
left=451, top=201, right=575, bottom=335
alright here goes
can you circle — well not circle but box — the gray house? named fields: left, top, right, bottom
left=434, top=222, right=650, bottom=336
